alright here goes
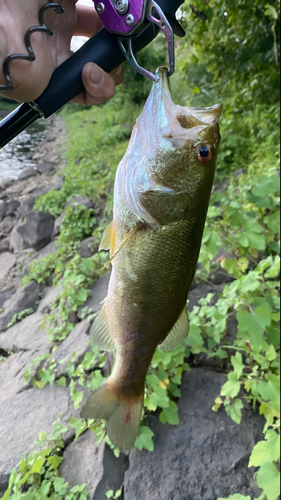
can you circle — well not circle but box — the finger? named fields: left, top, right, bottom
left=72, top=62, right=117, bottom=105
left=75, top=5, right=103, bottom=37
left=110, top=64, right=125, bottom=87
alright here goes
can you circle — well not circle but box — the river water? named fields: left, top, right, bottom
left=0, top=110, right=50, bottom=184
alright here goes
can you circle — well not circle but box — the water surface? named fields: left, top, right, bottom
left=0, top=111, right=50, bottom=184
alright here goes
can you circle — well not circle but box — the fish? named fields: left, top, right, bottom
left=81, top=68, right=222, bottom=451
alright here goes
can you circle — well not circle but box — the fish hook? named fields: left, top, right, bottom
left=0, top=2, right=64, bottom=92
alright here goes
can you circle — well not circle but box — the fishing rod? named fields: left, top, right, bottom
left=0, top=0, right=185, bottom=149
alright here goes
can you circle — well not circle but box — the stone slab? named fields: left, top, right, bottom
left=46, top=319, right=91, bottom=378
left=0, top=252, right=16, bottom=281
left=0, top=312, right=50, bottom=352
left=77, top=273, right=111, bottom=319
left=0, top=350, right=43, bottom=401
left=124, top=368, right=263, bottom=500
left=59, top=431, right=129, bottom=500
left=0, top=281, right=41, bottom=332
left=0, top=384, right=82, bottom=495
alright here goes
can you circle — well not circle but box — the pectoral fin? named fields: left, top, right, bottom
left=90, top=303, right=115, bottom=352
left=99, top=221, right=116, bottom=258
left=159, top=307, right=189, bottom=352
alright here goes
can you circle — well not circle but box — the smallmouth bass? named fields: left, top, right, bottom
left=81, top=68, right=222, bottom=451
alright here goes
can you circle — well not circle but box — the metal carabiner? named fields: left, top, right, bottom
left=117, top=0, right=175, bottom=81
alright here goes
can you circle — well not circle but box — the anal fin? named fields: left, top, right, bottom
left=90, top=303, right=115, bottom=352
left=159, top=306, right=189, bottom=352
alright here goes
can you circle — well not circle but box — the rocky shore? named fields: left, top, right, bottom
left=0, top=117, right=263, bottom=499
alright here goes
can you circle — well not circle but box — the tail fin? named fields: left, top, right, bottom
left=81, top=379, right=144, bottom=452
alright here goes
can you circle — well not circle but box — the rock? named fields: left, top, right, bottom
left=18, top=168, right=37, bottom=180
left=93, top=444, right=129, bottom=500
left=0, top=200, right=5, bottom=220
left=0, top=238, right=10, bottom=253
left=9, top=225, right=24, bottom=253
left=0, top=312, right=50, bottom=353
left=21, top=180, right=38, bottom=195
left=0, top=252, right=16, bottom=281
left=44, top=319, right=91, bottom=378
left=36, top=162, right=56, bottom=175
left=0, top=216, right=16, bottom=236
left=59, top=431, right=104, bottom=498
left=227, top=314, right=239, bottom=343
left=0, top=383, right=84, bottom=495
left=65, top=196, right=94, bottom=211
left=187, top=282, right=218, bottom=312
left=37, top=284, right=63, bottom=314
left=12, top=211, right=54, bottom=251
left=0, top=286, right=15, bottom=309
left=0, top=178, right=14, bottom=190
left=0, top=200, right=20, bottom=220
left=77, top=273, right=111, bottom=319
left=59, top=431, right=129, bottom=500
left=52, top=178, right=64, bottom=191
left=125, top=369, right=263, bottom=500
left=0, top=350, right=42, bottom=400
left=0, top=281, right=41, bottom=332
left=33, top=241, right=57, bottom=262
left=79, top=237, right=99, bottom=258
left=16, top=197, right=35, bottom=218
left=53, top=214, right=63, bottom=238
left=5, top=199, right=20, bottom=217
left=20, top=241, right=57, bottom=278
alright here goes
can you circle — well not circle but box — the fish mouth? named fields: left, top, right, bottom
left=187, top=104, right=223, bottom=125
left=155, top=68, right=222, bottom=126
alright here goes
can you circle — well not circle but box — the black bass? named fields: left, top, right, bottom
left=81, top=68, right=222, bottom=451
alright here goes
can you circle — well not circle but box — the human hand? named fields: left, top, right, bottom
left=0, top=0, right=124, bottom=104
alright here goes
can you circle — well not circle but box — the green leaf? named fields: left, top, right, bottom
left=265, top=4, right=278, bottom=20
left=249, top=440, right=271, bottom=467
left=221, top=373, right=240, bottom=398
left=147, top=386, right=170, bottom=410
left=106, top=491, right=114, bottom=499
left=256, top=462, right=280, bottom=500
left=225, top=398, right=243, bottom=424
left=57, top=376, right=66, bottom=387
left=237, top=310, right=268, bottom=352
left=224, top=259, right=241, bottom=279
left=266, top=430, right=280, bottom=462
left=47, top=455, right=63, bottom=470
left=135, top=426, right=154, bottom=452
left=235, top=233, right=249, bottom=247
left=186, top=325, right=205, bottom=354
left=69, top=418, right=88, bottom=440
left=203, top=230, right=222, bottom=255
left=231, top=352, right=244, bottom=379
left=159, top=401, right=179, bottom=425
left=31, top=457, right=45, bottom=474
left=258, top=375, right=280, bottom=413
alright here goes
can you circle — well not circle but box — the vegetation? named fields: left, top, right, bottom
left=1, top=0, right=280, bottom=499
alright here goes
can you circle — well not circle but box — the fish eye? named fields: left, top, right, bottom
left=197, top=144, right=213, bottom=163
